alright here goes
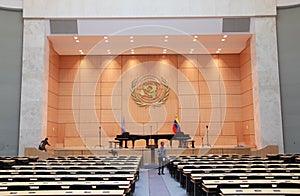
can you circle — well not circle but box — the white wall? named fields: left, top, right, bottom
left=277, top=0, right=300, bottom=7
left=0, top=0, right=22, bottom=10
left=23, top=0, right=276, bottom=18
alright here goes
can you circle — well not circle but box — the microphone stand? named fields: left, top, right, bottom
left=206, top=125, right=210, bottom=147
left=98, top=126, right=102, bottom=148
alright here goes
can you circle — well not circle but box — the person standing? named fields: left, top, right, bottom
left=157, top=141, right=166, bottom=175
left=38, top=138, right=50, bottom=152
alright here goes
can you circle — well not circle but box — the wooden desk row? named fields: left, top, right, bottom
left=0, top=155, right=141, bottom=195
left=202, top=179, right=300, bottom=195
left=167, top=155, right=300, bottom=196
left=30, top=160, right=140, bottom=165
left=177, top=163, right=300, bottom=170
left=0, top=169, right=137, bottom=175
left=220, top=188, right=300, bottom=195
left=0, top=180, right=130, bottom=191
left=190, top=173, right=300, bottom=196
left=0, top=189, right=126, bottom=196
left=12, top=164, right=138, bottom=170
left=46, top=156, right=140, bottom=161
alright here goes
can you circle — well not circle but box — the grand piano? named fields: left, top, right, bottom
left=115, top=131, right=191, bottom=148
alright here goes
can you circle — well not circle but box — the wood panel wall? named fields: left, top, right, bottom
left=240, top=38, right=255, bottom=147
left=47, top=44, right=59, bottom=146
left=46, top=49, right=255, bottom=149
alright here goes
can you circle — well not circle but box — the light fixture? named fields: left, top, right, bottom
left=105, top=39, right=109, bottom=43
left=193, top=38, right=197, bottom=42
left=223, top=35, right=228, bottom=38
left=194, top=35, right=198, bottom=39
left=164, top=35, right=169, bottom=39
left=164, top=39, right=168, bottom=42
left=104, top=36, right=108, bottom=39
left=130, top=36, right=134, bottom=39
left=216, top=50, right=220, bottom=53
left=218, top=48, right=222, bottom=51
left=75, top=40, right=80, bottom=43
left=130, top=39, right=134, bottom=43
left=221, top=38, right=225, bottom=42
left=107, top=49, right=111, bottom=54
left=74, top=36, right=78, bottom=40
left=163, top=49, right=167, bottom=54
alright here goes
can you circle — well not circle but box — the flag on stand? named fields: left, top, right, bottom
left=172, top=117, right=181, bottom=133
left=121, top=117, right=126, bottom=133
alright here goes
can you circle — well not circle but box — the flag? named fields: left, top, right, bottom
left=172, top=117, right=181, bottom=133
left=121, top=117, right=126, bottom=133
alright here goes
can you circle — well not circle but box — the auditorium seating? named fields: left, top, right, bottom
left=0, top=155, right=141, bottom=196
left=167, top=154, right=300, bottom=196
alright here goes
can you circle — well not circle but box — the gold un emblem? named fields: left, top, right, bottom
left=131, top=75, right=170, bottom=107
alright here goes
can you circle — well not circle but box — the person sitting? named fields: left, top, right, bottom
left=38, top=138, right=50, bottom=152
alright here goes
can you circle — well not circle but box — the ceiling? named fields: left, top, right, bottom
left=48, top=34, right=252, bottom=56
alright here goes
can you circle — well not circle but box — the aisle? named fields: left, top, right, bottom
left=134, top=168, right=187, bottom=196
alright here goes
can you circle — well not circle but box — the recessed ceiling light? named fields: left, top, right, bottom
left=223, top=35, right=228, bottom=38
left=164, top=39, right=168, bottom=42
left=131, top=49, right=134, bottom=52
left=218, top=48, right=222, bottom=51
left=130, top=40, right=134, bottom=43
left=131, top=51, right=135, bottom=54
left=104, top=36, right=108, bottom=39
left=74, top=36, right=78, bottom=40
left=164, top=35, right=169, bottom=39
left=221, top=38, right=225, bottom=42
left=105, top=39, right=109, bottom=43
left=193, top=38, right=197, bottom=42
left=79, top=49, right=82, bottom=52
left=194, top=35, right=198, bottom=39
left=216, top=50, right=220, bottom=53
left=130, top=36, right=134, bottom=39
left=75, top=40, right=80, bottom=43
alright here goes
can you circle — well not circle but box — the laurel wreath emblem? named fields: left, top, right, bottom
left=131, top=75, right=170, bottom=107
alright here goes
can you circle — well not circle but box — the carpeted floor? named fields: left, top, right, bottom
left=134, top=168, right=187, bottom=196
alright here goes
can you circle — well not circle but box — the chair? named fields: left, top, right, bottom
left=217, top=183, right=242, bottom=195
left=245, top=175, right=266, bottom=180
left=229, top=169, right=246, bottom=173
left=250, top=165, right=265, bottom=168
left=267, top=164, right=281, bottom=168
left=248, top=183, right=273, bottom=188
left=277, top=182, right=300, bottom=188
left=222, top=175, right=241, bottom=180
left=182, top=165, right=196, bottom=170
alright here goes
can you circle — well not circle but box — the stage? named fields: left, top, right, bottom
left=25, top=145, right=278, bottom=165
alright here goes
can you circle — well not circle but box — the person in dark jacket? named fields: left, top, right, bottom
left=38, top=138, right=50, bottom=152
